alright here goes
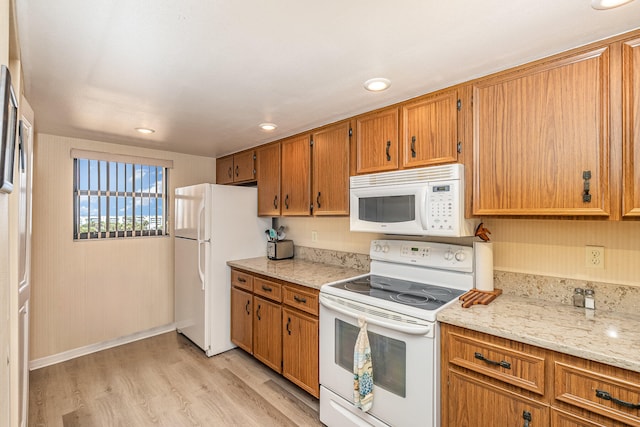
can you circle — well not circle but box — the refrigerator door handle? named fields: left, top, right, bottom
left=196, top=200, right=209, bottom=290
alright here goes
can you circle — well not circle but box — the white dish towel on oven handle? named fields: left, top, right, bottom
left=354, top=316, right=373, bottom=412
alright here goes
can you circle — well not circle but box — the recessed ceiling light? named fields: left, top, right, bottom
left=591, top=0, right=635, bottom=9
left=364, top=78, right=391, bottom=92
left=135, top=127, right=155, bottom=134
left=259, top=123, right=277, bottom=131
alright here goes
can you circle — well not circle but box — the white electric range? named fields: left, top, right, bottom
left=319, top=239, right=475, bottom=427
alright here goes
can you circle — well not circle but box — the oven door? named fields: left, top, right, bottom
left=349, top=182, right=428, bottom=236
left=319, top=293, right=439, bottom=427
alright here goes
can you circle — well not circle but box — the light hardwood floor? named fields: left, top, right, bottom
left=29, top=332, right=322, bottom=427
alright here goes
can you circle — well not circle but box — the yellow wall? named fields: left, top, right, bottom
left=30, top=134, right=216, bottom=360
left=278, top=216, right=640, bottom=287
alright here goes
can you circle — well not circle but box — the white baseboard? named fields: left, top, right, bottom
left=29, top=323, right=176, bottom=371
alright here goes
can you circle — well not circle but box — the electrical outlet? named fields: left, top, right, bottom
left=585, top=245, right=604, bottom=269
left=311, top=231, right=318, bottom=242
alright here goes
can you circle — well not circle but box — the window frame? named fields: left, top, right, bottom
left=72, top=154, right=171, bottom=241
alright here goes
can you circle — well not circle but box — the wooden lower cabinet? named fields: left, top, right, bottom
left=253, top=296, right=281, bottom=373
left=442, top=324, right=640, bottom=427
left=448, top=370, right=549, bottom=427
left=230, top=287, right=252, bottom=353
left=230, top=268, right=320, bottom=398
left=282, top=306, right=319, bottom=397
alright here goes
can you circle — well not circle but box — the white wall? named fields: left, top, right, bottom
left=30, top=134, right=216, bottom=360
left=278, top=216, right=640, bottom=287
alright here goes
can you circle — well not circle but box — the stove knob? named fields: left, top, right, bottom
left=382, top=245, right=390, bottom=253
left=444, top=250, right=454, bottom=261
left=455, top=251, right=466, bottom=262
left=373, top=244, right=382, bottom=252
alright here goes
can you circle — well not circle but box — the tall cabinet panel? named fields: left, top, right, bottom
left=281, top=134, right=311, bottom=216
left=312, top=122, right=350, bottom=215
left=473, top=47, right=611, bottom=216
left=623, top=37, right=640, bottom=217
left=256, top=143, right=281, bottom=216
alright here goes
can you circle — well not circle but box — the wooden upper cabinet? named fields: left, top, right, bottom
left=312, top=122, right=350, bottom=215
left=216, top=150, right=256, bottom=184
left=473, top=47, right=611, bottom=216
left=281, top=134, right=311, bottom=216
left=623, top=37, right=640, bottom=217
left=353, top=107, right=399, bottom=174
left=256, top=143, right=281, bottom=216
left=216, top=155, right=234, bottom=184
left=401, top=90, right=460, bottom=168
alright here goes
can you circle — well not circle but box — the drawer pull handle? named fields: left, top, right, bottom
left=238, top=277, right=246, bottom=283
left=245, top=300, right=250, bottom=315
left=386, top=140, right=391, bottom=161
left=522, top=410, right=531, bottom=427
left=474, top=352, right=511, bottom=369
left=294, top=295, right=307, bottom=304
left=596, top=389, right=640, bottom=409
left=261, top=285, right=272, bottom=292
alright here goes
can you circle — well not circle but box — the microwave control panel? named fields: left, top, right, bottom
left=425, top=180, right=461, bottom=235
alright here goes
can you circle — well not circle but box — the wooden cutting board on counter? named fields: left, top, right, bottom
left=459, top=289, right=502, bottom=308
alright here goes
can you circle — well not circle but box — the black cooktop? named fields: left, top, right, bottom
left=328, top=274, right=465, bottom=311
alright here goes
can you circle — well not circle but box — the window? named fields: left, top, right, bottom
left=72, top=150, right=172, bottom=240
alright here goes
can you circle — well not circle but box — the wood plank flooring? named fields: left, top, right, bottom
left=29, top=332, right=322, bottom=427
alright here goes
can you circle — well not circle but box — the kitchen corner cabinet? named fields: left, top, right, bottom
left=441, top=324, right=640, bottom=427
left=281, top=134, right=312, bottom=216
left=353, top=107, right=400, bottom=174
left=216, top=150, right=256, bottom=184
left=623, top=36, right=640, bottom=217
left=312, top=122, right=350, bottom=215
left=472, top=46, right=611, bottom=216
left=256, top=143, right=281, bottom=216
left=401, top=89, right=460, bottom=168
left=230, top=269, right=320, bottom=398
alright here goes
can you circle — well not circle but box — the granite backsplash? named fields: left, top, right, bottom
left=294, top=245, right=639, bottom=316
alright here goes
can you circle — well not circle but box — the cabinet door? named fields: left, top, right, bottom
left=253, top=296, right=282, bottom=373
left=402, top=90, right=459, bottom=168
left=551, top=408, right=621, bottom=427
left=256, top=143, right=281, bottom=216
left=446, top=370, right=549, bottom=427
left=473, top=47, right=610, bottom=216
left=230, top=287, right=253, bottom=353
left=312, top=122, right=350, bottom=215
left=216, top=156, right=234, bottom=184
left=354, top=107, right=399, bottom=173
left=233, top=150, right=256, bottom=182
left=281, top=134, right=311, bottom=216
left=623, top=37, right=640, bottom=217
left=282, top=307, right=319, bottom=397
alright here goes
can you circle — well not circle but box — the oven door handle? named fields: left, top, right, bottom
left=320, top=294, right=433, bottom=336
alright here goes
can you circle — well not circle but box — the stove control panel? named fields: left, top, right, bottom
left=371, top=239, right=473, bottom=272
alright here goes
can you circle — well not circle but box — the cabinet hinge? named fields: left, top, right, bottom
left=310, top=137, right=314, bottom=147
left=349, top=127, right=353, bottom=137
left=253, top=154, right=256, bottom=160
left=457, top=99, right=462, bottom=111
left=310, top=204, right=314, bottom=213
left=457, top=142, right=462, bottom=154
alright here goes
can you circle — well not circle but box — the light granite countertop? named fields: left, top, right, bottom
left=227, top=257, right=367, bottom=290
left=437, top=294, right=640, bottom=374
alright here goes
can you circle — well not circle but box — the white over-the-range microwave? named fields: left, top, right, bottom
left=349, top=164, right=478, bottom=237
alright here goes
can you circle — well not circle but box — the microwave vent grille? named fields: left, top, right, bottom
left=350, top=164, right=463, bottom=188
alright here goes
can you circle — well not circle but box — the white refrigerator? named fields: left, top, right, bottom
left=174, top=184, right=269, bottom=356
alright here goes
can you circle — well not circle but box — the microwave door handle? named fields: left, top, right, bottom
left=419, top=187, right=429, bottom=231
left=320, top=295, right=432, bottom=335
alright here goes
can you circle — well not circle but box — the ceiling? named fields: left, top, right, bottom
left=14, top=0, right=640, bottom=158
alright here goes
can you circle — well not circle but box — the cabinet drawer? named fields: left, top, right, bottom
left=231, top=269, right=253, bottom=291
left=283, top=285, right=319, bottom=316
left=555, top=361, right=640, bottom=427
left=448, top=331, right=546, bottom=395
left=253, top=277, right=282, bottom=302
